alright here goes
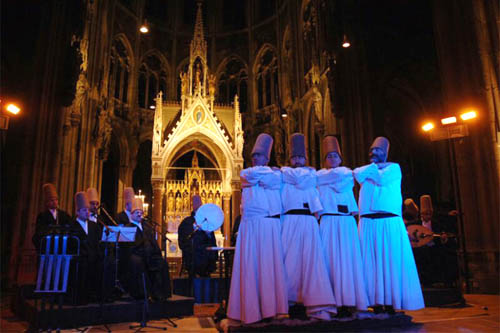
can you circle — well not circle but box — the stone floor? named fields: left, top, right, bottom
left=1, top=294, right=498, bottom=332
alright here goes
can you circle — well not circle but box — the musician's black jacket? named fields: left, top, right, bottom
left=123, top=219, right=171, bottom=299
left=116, top=210, right=132, bottom=225
left=178, top=212, right=217, bottom=276
left=32, top=209, right=73, bottom=252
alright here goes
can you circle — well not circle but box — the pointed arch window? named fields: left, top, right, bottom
left=255, top=48, right=278, bottom=110
left=217, top=58, right=248, bottom=112
left=110, top=38, right=131, bottom=105
left=138, top=53, right=169, bottom=110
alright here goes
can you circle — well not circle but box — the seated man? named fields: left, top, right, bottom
left=126, top=198, right=171, bottom=301
left=32, top=183, right=72, bottom=252
left=178, top=195, right=217, bottom=277
left=69, top=191, right=103, bottom=305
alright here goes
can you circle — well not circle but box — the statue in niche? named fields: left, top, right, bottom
left=175, top=194, right=182, bottom=212
left=208, top=192, right=214, bottom=203
left=201, top=190, right=206, bottom=203
left=167, top=194, right=174, bottom=212
left=215, top=193, right=221, bottom=207
left=183, top=192, right=189, bottom=211
left=180, top=72, right=188, bottom=96
left=194, top=63, right=202, bottom=94
left=208, top=74, right=216, bottom=97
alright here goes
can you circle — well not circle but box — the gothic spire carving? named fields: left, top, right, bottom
left=190, top=1, right=207, bottom=64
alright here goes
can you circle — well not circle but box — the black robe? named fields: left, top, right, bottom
left=178, top=213, right=218, bottom=277
left=124, top=220, right=171, bottom=300
left=68, top=218, right=103, bottom=304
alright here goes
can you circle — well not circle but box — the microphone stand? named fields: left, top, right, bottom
left=98, top=206, right=126, bottom=295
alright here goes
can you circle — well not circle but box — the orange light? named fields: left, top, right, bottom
left=460, top=110, right=477, bottom=121
left=422, top=122, right=434, bottom=132
left=342, top=35, right=351, bottom=48
left=139, top=25, right=149, bottom=33
left=6, top=103, right=21, bottom=115
left=441, top=116, right=457, bottom=125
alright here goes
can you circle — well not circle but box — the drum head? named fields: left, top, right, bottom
left=195, top=203, right=224, bottom=232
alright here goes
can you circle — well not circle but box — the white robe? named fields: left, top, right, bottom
left=281, top=167, right=336, bottom=320
left=227, top=166, right=288, bottom=324
left=317, top=167, right=369, bottom=310
left=353, top=163, right=424, bottom=310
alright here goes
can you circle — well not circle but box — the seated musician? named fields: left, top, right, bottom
left=32, top=183, right=72, bottom=252
left=125, top=198, right=171, bottom=301
left=69, top=191, right=103, bottom=304
left=178, top=195, right=218, bottom=278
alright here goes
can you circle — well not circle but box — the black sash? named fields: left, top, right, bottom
left=361, top=213, right=398, bottom=219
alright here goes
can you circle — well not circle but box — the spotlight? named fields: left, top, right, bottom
left=422, top=122, right=434, bottom=132
left=441, top=116, right=457, bottom=125
left=460, top=110, right=477, bottom=121
left=342, top=35, right=351, bottom=48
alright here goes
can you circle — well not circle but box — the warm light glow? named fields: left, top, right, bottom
left=422, top=122, right=434, bottom=132
left=342, top=35, right=351, bottom=48
left=281, top=113, right=288, bottom=118
left=6, top=103, right=20, bottom=115
left=461, top=110, right=477, bottom=121
left=149, top=105, right=156, bottom=109
left=139, top=25, right=149, bottom=33
left=441, top=116, right=457, bottom=125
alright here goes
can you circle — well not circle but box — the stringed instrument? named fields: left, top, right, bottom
left=407, top=225, right=456, bottom=248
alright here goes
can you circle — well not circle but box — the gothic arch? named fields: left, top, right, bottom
left=252, top=43, right=277, bottom=74
left=112, top=34, right=134, bottom=67
left=215, top=54, right=248, bottom=78
left=140, top=49, right=171, bottom=76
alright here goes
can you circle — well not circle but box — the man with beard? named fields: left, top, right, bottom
left=126, top=198, right=171, bottom=301
left=116, top=187, right=135, bottom=225
left=32, top=183, right=73, bottom=252
left=353, top=137, right=424, bottom=317
left=280, top=133, right=336, bottom=320
left=227, top=133, right=288, bottom=324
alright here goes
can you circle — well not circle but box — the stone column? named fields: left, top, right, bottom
left=222, top=194, right=231, bottom=247
left=231, top=181, right=241, bottom=244
left=152, top=180, right=164, bottom=248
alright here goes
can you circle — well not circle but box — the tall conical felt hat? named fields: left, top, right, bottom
left=87, top=187, right=99, bottom=203
left=420, top=195, right=433, bottom=215
left=42, top=183, right=58, bottom=202
left=370, top=136, right=390, bottom=156
left=123, top=187, right=135, bottom=205
left=251, top=133, right=273, bottom=160
left=289, top=133, right=306, bottom=158
left=75, top=191, right=90, bottom=211
left=403, top=198, right=419, bottom=218
left=322, top=135, right=342, bottom=158
left=131, top=197, right=144, bottom=213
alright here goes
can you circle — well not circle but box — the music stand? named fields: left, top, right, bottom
left=129, top=273, right=168, bottom=332
left=33, top=233, right=79, bottom=332
left=101, top=226, right=136, bottom=294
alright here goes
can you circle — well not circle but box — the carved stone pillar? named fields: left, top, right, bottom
left=152, top=180, right=164, bottom=248
left=222, top=194, right=231, bottom=246
left=231, top=181, right=241, bottom=244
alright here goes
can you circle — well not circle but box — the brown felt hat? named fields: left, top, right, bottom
left=403, top=198, right=419, bottom=218
left=370, top=136, right=390, bottom=156
left=87, top=187, right=99, bottom=203
left=124, top=187, right=135, bottom=205
left=131, top=197, right=144, bottom=213
left=42, top=183, right=58, bottom=202
left=75, top=191, right=90, bottom=211
left=251, top=133, right=273, bottom=160
left=420, top=195, right=433, bottom=216
left=289, top=133, right=306, bottom=158
left=323, top=135, right=342, bottom=159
